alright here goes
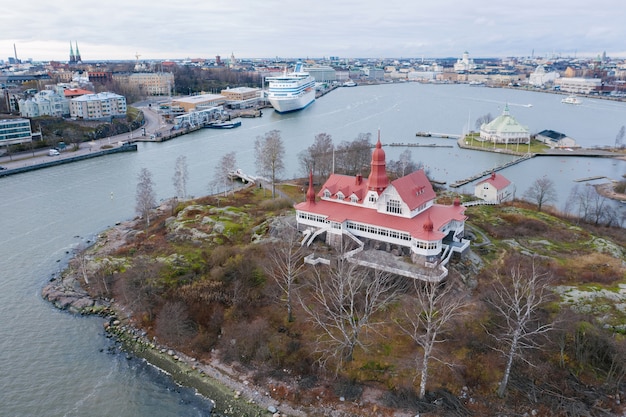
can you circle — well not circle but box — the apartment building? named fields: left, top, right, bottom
left=69, top=92, right=127, bottom=120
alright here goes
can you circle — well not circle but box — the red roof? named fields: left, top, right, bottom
left=295, top=198, right=466, bottom=241
left=318, top=173, right=369, bottom=202
left=64, top=88, right=94, bottom=98
left=391, top=170, right=436, bottom=211
left=476, top=172, right=511, bottom=190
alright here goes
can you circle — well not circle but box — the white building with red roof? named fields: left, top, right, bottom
left=474, top=172, right=513, bottom=203
left=295, top=136, right=469, bottom=282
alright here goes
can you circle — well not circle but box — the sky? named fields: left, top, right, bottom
left=1, top=0, right=625, bottom=62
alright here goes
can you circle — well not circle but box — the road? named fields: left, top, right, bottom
left=0, top=106, right=164, bottom=171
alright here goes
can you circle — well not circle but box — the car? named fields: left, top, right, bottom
left=48, top=149, right=60, bottom=156
left=0, top=166, right=7, bottom=170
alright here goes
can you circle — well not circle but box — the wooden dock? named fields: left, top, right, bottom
left=449, top=154, right=532, bottom=188
left=228, top=169, right=257, bottom=184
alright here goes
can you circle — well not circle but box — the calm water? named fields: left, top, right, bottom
left=1, top=83, right=625, bottom=416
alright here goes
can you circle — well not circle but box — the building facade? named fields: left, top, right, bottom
left=295, top=136, right=469, bottom=281
left=479, top=104, right=530, bottom=144
left=474, top=172, right=513, bottom=203
left=113, top=72, right=174, bottom=96
left=19, top=90, right=69, bottom=118
left=69, top=92, right=127, bottom=120
left=0, top=118, right=32, bottom=148
left=554, top=77, right=603, bottom=94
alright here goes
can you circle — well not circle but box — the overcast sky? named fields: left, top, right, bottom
left=1, top=0, right=624, bottom=62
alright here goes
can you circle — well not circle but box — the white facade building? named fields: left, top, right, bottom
left=0, top=118, right=32, bottom=148
left=474, top=173, right=513, bottom=203
left=554, top=77, right=603, bottom=94
left=454, top=51, right=477, bottom=72
left=69, top=92, right=127, bottom=120
left=528, top=65, right=559, bottom=87
left=19, top=90, right=69, bottom=118
left=479, top=105, right=530, bottom=145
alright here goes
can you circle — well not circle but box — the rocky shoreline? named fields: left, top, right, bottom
left=41, top=223, right=309, bottom=417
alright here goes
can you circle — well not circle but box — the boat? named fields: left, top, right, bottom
left=204, top=120, right=241, bottom=129
left=468, top=80, right=484, bottom=86
left=342, top=80, right=357, bottom=87
left=561, top=95, right=582, bottom=105
left=266, top=62, right=316, bottom=113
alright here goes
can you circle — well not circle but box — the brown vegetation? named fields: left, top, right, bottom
left=81, top=187, right=626, bottom=417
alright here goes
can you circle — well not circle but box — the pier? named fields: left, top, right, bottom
left=574, top=175, right=606, bottom=182
left=389, top=142, right=454, bottom=148
left=449, top=154, right=533, bottom=188
left=228, top=169, right=257, bottom=184
left=416, top=132, right=461, bottom=139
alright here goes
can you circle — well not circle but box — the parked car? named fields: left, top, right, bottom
left=0, top=165, right=7, bottom=170
left=48, top=149, right=60, bottom=156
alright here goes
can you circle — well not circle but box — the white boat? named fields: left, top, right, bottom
left=561, top=95, right=582, bottom=105
left=342, top=80, right=357, bottom=87
left=266, top=62, right=316, bottom=113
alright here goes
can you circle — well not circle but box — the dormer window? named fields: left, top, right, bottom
left=350, top=195, right=358, bottom=203
left=323, top=190, right=331, bottom=198
left=368, top=194, right=377, bottom=203
left=336, top=192, right=345, bottom=201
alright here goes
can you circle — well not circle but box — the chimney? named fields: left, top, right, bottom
left=355, top=174, right=362, bottom=185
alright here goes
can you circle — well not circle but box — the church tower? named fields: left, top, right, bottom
left=75, top=42, right=81, bottom=63
left=69, top=42, right=76, bottom=64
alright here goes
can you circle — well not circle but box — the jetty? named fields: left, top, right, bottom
left=574, top=175, right=606, bottom=182
left=389, top=142, right=454, bottom=148
left=228, top=169, right=257, bottom=184
left=416, top=132, right=461, bottom=139
left=449, top=154, right=532, bottom=188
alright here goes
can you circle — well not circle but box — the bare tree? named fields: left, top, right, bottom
left=485, top=256, right=555, bottom=398
left=334, top=133, right=372, bottom=176
left=255, top=130, right=285, bottom=198
left=567, top=184, right=616, bottom=226
left=264, top=219, right=305, bottom=322
left=212, top=151, right=237, bottom=195
left=387, top=149, right=421, bottom=180
left=615, top=125, right=625, bottom=149
left=155, top=301, right=196, bottom=345
left=298, top=133, right=335, bottom=180
left=172, top=155, right=189, bottom=200
left=396, top=278, right=466, bottom=399
left=299, top=260, right=403, bottom=373
left=475, top=113, right=493, bottom=130
left=523, top=176, right=557, bottom=212
left=135, top=167, right=156, bottom=227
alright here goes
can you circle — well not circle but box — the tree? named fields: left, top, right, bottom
left=135, top=167, right=156, bottom=227
left=485, top=256, right=555, bottom=398
left=255, top=130, right=285, bottom=198
left=566, top=184, right=617, bottom=226
left=615, top=125, right=625, bottom=149
left=335, top=133, right=372, bottom=176
left=298, top=132, right=335, bottom=181
left=299, top=260, right=403, bottom=373
left=523, top=176, right=557, bottom=212
left=264, top=219, right=305, bottom=322
left=387, top=149, right=421, bottom=180
left=212, top=151, right=237, bottom=194
left=172, top=155, right=189, bottom=200
left=396, top=278, right=466, bottom=399
left=475, top=113, right=493, bottom=130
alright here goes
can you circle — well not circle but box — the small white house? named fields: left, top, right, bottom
left=474, top=172, right=513, bottom=203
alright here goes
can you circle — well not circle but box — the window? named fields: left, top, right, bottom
left=368, top=194, right=377, bottom=203
left=386, top=199, right=402, bottom=214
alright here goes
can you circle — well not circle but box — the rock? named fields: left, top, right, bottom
left=268, top=405, right=278, bottom=413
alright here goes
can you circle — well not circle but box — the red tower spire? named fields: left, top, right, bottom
left=306, top=170, right=316, bottom=204
left=367, top=130, right=388, bottom=193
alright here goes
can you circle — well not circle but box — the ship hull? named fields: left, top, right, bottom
left=268, top=89, right=316, bottom=113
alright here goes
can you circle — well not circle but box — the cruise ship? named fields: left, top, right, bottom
left=266, top=62, right=316, bottom=113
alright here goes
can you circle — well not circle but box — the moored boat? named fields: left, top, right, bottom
left=561, top=95, right=582, bottom=105
left=342, top=80, right=357, bottom=87
left=266, top=62, right=316, bottom=113
left=204, top=120, right=241, bottom=129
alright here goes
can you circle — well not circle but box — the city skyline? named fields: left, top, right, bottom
left=1, top=0, right=625, bottom=62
